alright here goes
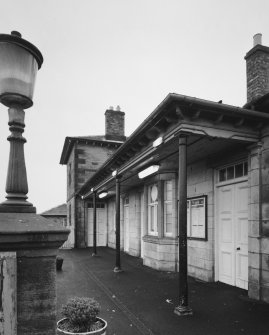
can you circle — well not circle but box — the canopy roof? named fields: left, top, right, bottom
left=78, top=93, right=269, bottom=198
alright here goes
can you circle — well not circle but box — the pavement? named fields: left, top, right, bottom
left=57, top=248, right=269, bottom=335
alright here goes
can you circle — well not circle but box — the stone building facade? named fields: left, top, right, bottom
left=61, top=35, right=269, bottom=303
left=60, top=107, right=126, bottom=248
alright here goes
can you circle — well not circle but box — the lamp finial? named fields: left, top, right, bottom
left=11, top=31, right=21, bottom=38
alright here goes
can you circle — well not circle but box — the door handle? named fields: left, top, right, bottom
left=236, top=247, right=241, bottom=251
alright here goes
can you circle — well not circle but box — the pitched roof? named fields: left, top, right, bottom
left=41, top=203, right=67, bottom=216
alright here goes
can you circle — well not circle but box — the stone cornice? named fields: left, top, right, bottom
left=0, top=213, right=69, bottom=251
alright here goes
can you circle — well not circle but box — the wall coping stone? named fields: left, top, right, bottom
left=0, top=213, right=69, bottom=251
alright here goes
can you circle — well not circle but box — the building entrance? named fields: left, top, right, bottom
left=217, top=181, right=248, bottom=289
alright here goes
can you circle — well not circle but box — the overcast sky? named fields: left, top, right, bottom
left=0, top=0, right=268, bottom=213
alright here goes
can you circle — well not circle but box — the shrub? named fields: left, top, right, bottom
left=60, top=297, right=102, bottom=333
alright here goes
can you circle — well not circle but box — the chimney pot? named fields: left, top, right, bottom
left=253, top=33, right=262, bottom=46
left=109, top=106, right=114, bottom=110
left=116, top=105, right=121, bottom=111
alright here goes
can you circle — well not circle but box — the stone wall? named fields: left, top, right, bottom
left=187, top=160, right=215, bottom=282
left=248, top=131, right=269, bottom=303
left=75, top=143, right=116, bottom=192
left=67, top=149, right=75, bottom=201
left=17, top=249, right=56, bottom=334
left=67, top=142, right=119, bottom=248
left=143, top=237, right=178, bottom=271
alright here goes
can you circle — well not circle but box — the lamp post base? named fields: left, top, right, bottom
left=174, top=305, right=193, bottom=317
left=0, top=196, right=36, bottom=213
left=113, top=266, right=123, bottom=273
left=0, top=204, right=36, bottom=213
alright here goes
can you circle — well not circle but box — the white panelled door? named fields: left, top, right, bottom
left=124, top=205, right=130, bottom=252
left=217, top=181, right=248, bottom=289
left=87, top=208, right=107, bottom=247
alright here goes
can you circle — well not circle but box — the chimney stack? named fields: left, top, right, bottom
left=245, top=33, right=269, bottom=104
left=105, top=106, right=126, bottom=141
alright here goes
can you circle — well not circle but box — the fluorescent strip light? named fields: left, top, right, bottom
left=99, top=191, right=108, bottom=199
left=153, top=136, right=163, bottom=147
left=138, top=165, right=160, bottom=179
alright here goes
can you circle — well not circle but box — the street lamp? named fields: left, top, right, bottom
left=0, top=32, right=69, bottom=335
left=0, top=31, right=43, bottom=212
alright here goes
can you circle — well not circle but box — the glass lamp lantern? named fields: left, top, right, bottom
left=0, top=31, right=43, bottom=212
left=0, top=31, right=43, bottom=108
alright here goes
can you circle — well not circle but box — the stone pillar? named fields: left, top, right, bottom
left=174, top=135, right=193, bottom=316
left=0, top=213, right=69, bottom=335
left=248, top=142, right=262, bottom=300
left=255, top=127, right=269, bottom=303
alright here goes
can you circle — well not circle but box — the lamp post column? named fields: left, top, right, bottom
left=114, top=177, right=122, bottom=272
left=0, top=106, right=35, bottom=212
left=174, top=134, right=193, bottom=316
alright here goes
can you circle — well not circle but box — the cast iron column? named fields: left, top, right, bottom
left=114, top=177, right=122, bottom=272
left=174, top=134, right=193, bottom=316
left=92, top=191, right=97, bottom=256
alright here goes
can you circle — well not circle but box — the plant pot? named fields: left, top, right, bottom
left=57, top=317, right=107, bottom=335
left=56, top=257, right=64, bottom=271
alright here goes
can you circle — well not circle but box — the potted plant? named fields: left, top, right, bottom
left=57, top=297, right=107, bottom=335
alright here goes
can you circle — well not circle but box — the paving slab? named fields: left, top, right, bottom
left=57, top=248, right=269, bottom=335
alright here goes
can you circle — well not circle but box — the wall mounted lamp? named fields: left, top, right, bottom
left=153, top=136, right=163, bottom=147
left=138, top=165, right=160, bottom=179
left=98, top=191, right=108, bottom=199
